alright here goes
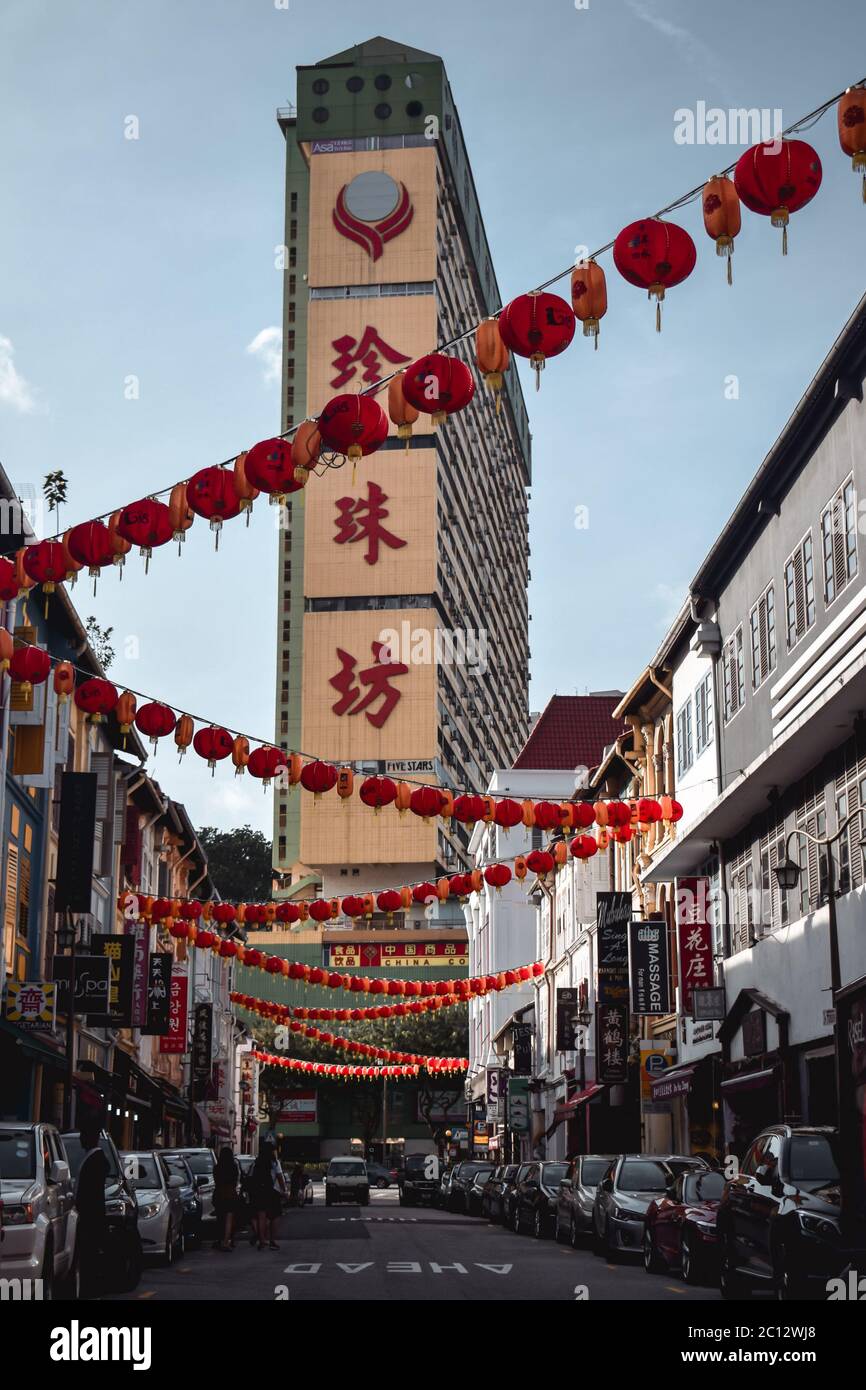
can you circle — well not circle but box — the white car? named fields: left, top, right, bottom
left=122, top=1150, right=185, bottom=1265
left=324, top=1157, right=370, bottom=1207
left=0, top=1121, right=78, bottom=1299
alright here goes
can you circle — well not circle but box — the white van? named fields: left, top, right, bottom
left=324, top=1157, right=370, bottom=1207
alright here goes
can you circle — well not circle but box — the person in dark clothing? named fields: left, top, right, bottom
left=289, top=1163, right=306, bottom=1207
left=213, top=1146, right=240, bottom=1251
left=75, top=1118, right=109, bottom=1296
left=250, top=1142, right=285, bottom=1249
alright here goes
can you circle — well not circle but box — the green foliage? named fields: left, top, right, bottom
left=85, top=616, right=115, bottom=672
left=197, top=824, right=273, bottom=902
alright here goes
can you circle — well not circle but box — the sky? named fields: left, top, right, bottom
left=1, top=0, right=865, bottom=836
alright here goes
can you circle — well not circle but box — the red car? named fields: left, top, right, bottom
left=643, top=1167, right=726, bottom=1284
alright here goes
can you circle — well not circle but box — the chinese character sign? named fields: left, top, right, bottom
left=6, top=981, right=56, bottom=1032
left=330, top=640, right=408, bottom=729
left=596, top=1001, right=629, bottom=1084
left=160, top=971, right=189, bottom=1054
left=330, top=327, right=409, bottom=389
left=334, top=482, right=406, bottom=566
left=125, top=920, right=150, bottom=1028
left=326, top=942, right=468, bottom=969
left=676, top=876, right=713, bottom=1015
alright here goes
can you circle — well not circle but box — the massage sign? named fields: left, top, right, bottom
left=628, top=920, right=672, bottom=1017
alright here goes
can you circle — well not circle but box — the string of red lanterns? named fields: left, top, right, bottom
left=252, top=1050, right=429, bottom=1082
left=1, top=82, right=862, bottom=576
left=231, top=990, right=467, bottom=1022
left=253, top=1016, right=467, bottom=1072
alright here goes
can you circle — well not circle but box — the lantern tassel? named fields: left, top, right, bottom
left=656, top=300, right=662, bottom=333
left=727, top=251, right=733, bottom=286
left=782, top=224, right=788, bottom=256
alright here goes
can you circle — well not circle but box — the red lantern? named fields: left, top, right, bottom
left=498, top=291, right=575, bottom=388
left=377, top=890, right=402, bottom=919
left=212, top=903, right=237, bottom=926
left=401, top=353, right=475, bottom=426
left=526, top=849, right=554, bottom=876
left=0, top=557, right=20, bottom=601
left=411, top=882, right=438, bottom=906
left=74, top=677, right=118, bottom=723
left=448, top=873, right=471, bottom=897
left=186, top=468, right=242, bottom=547
left=359, top=775, right=397, bottom=811
left=300, top=760, right=338, bottom=798
left=570, top=261, right=607, bottom=348
left=570, top=834, right=598, bottom=861
left=606, top=800, right=631, bottom=829
left=116, top=499, right=173, bottom=572
left=733, top=140, right=822, bottom=254
left=637, top=797, right=663, bottom=824
left=493, top=798, right=523, bottom=830
left=9, top=644, right=50, bottom=690
left=135, top=701, right=176, bottom=748
left=452, top=793, right=485, bottom=825
left=838, top=87, right=866, bottom=201
left=531, top=801, right=561, bottom=832
left=193, top=725, right=233, bottom=772
left=22, top=541, right=67, bottom=609
left=613, top=217, right=696, bottom=331
left=247, top=745, right=288, bottom=787
left=67, top=520, right=115, bottom=590
left=409, top=786, right=444, bottom=822
left=702, top=175, right=741, bottom=284
left=243, top=437, right=305, bottom=502
left=317, top=395, right=389, bottom=463
left=484, top=864, right=512, bottom=891
left=275, top=902, right=301, bottom=925
left=569, top=802, right=596, bottom=830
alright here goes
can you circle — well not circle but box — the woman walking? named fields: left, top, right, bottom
left=251, top=1141, right=286, bottom=1250
left=213, top=1146, right=240, bottom=1252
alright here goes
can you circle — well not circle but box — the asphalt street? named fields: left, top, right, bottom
left=101, top=1184, right=722, bottom=1303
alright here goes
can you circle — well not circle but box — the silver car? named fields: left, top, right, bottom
left=0, top=1121, right=78, bottom=1299
left=555, top=1154, right=616, bottom=1246
left=592, top=1153, right=708, bottom=1259
left=122, top=1150, right=185, bottom=1265
left=163, top=1147, right=216, bottom=1224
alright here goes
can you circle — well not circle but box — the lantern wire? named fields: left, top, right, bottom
left=4, top=74, right=863, bottom=558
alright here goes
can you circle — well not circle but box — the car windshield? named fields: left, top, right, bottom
left=164, top=1158, right=191, bottom=1184
left=0, top=1129, right=35, bottom=1180
left=460, top=1163, right=490, bottom=1178
left=472, top=1167, right=494, bottom=1183
left=172, top=1152, right=213, bottom=1177
left=62, top=1134, right=120, bottom=1182
left=581, top=1158, right=611, bottom=1186
left=683, top=1171, right=726, bottom=1202
left=127, top=1155, right=163, bottom=1191
left=405, top=1155, right=433, bottom=1174
left=541, top=1163, right=569, bottom=1185
left=330, top=1162, right=366, bottom=1177
left=666, top=1158, right=703, bottom=1177
left=790, top=1136, right=840, bottom=1182
left=618, top=1160, right=669, bottom=1192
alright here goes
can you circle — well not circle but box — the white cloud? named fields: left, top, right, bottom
left=0, top=335, right=38, bottom=413
left=246, top=326, right=282, bottom=386
left=625, top=1, right=726, bottom=90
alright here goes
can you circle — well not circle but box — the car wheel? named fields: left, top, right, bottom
left=774, top=1240, right=811, bottom=1301
left=175, top=1227, right=185, bottom=1258
left=119, top=1238, right=143, bottom=1293
left=644, top=1229, right=664, bottom=1274
left=570, top=1217, right=580, bottom=1250
left=376, top=1178, right=387, bottom=1189
left=164, top=1233, right=174, bottom=1267
left=719, top=1234, right=746, bottom=1300
left=681, top=1229, right=702, bottom=1285
left=533, top=1209, right=545, bottom=1240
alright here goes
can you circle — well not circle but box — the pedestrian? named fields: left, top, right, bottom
left=74, top=1115, right=109, bottom=1297
left=213, top=1146, right=240, bottom=1252
left=289, top=1161, right=306, bottom=1207
left=251, top=1141, right=286, bottom=1250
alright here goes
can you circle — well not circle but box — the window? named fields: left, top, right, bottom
left=290, top=191, right=298, bottom=212
left=722, top=627, right=745, bottom=722
left=784, top=531, right=816, bottom=649
left=676, top=700, right=693, bottom=777
left=821, top=476, right=858, bottom=606
left=729, top=853, right=754, bottom=953
left=695, top=672, right=714, bottom=756
left=750, top=584, right=776, bottom=688
left=760, top=833, right=788, bottom=931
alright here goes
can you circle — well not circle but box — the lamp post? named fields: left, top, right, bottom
left=56, top=909, right=78, bottom=1132
left=773, top=811, right=864, bottom=1139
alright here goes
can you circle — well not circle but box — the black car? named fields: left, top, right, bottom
left=448, top=1161, right=495, bottom=1213
left=502, top=1163, right=534, bottom=1230
left=466, top=1167, right=497, bottom=1218
left=162, top=1153, right=203, bottom=1244
left=399, top=1153, right=440, bottom=1207
left=62, top=1129, right=142, bottom=1293
left=513, top=1162, right=571, bottom=1238
left=482, top=1164, right=518, bottom=1222
left=717, top=1125, right=866, bottom=1300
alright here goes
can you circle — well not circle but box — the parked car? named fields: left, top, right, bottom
left=513, top=1161, right=571, bottom=1237
left=366, top=1163, right=398, bottom=1189
left=555, top=1155, right=615, bottom=1246
left=593, top=1154, right=708, bottom=1259
left=161, top=1153, right=203, bottom=1245
left=0, top=1121, right=78, bottom=1299
left=324, top=1157, right=370, bottom=1206
left=644, top=1167, right=726, bottom=1282
left=62, top=1129, right=142, bottom=1290
left=481, top=1164, right=518, bottom=1222
left=717, top=1125, right=866, bottom=1300
left=467, top=1167, right=497, bottom=1218
left=123, top=1151, right=185, bottom=1265
left=449, top=1161, right=495, bottom=1213
left=399, top=1153, right=440, bottom=1207
left=162, top=1147, right=216, bottom=1224
left=437, top=1164, right=458, bottom=1209
left=502, top=1163, right=534, bottom=1230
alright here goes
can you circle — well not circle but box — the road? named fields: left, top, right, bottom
left=102, top=1184, right=720, bottom=1303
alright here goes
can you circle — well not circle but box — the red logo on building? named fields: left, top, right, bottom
left=333, top=170, right=414, bottom=261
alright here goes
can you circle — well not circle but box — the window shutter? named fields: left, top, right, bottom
left=793, top=547, right=806, bottom=637
left=832, top=505, right=848, bottom=600
left=3, top=843, right=19, bottom=971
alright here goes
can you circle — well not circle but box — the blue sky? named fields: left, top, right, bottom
left=1, top=0, right=865, bottom=835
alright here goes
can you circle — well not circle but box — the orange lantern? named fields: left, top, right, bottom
left=395, top=781, right=412, bottom=815
left=175, top=713, right=194, bottom=758
left=233, top=451, right=260, bottom=523
left=288, top=752, right=303, bottom=787
left=291, top=419, right=322, bottom=482
left=387, top=371, right=419, bottom=447
left=838, top=87, right=866, bottom=201
left=337, top=766, right=354, bottom=801
left=570, top=260, right=607, bottom=348
left=14, top=549, right=36, bottom=600
left=116, top=690, right=137, bottom=738
left=232, top=735, right=250, bottom=776
left=60, top=531, right=84, bottom=584
left=107, top=511, right=132, bottom=577
left=169, top=482, right=195, bottom=555
left=702, top=175, right=741, bottom=284
left=474, top=318, right=509, bottom=411
left=0, top=629, right=14, bottom=673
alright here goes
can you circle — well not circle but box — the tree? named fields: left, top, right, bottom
left=85, top=616, right=115, bottom=671
left=197, top=824, right=273, bottom=902
left=43, top=470, right=68, bottom=533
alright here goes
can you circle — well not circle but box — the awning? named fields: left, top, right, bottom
left=650, top=1063, right=697, bottom=1102
left=554, top=1083, right=604, bottom=1120
left=720, top=1066, right=778, bottom=1096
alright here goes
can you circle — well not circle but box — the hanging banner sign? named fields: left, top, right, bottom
left=512, top=1023, right=533, bottom=1075
left=555, top=987, right=578, bottom=1052
left=596, top=892, right=631, bottom=1005
left=327, top=941, right=468, bottom=969
left=125, top=920, right=150, bottom=1028
left=676, top=877, right=714, bottom=1015
left=596, top=1001, right=629, bottom=1084
left=193, top=1003, right=213, bottom=1076
left=142, top=953, right=173, bottom=1036
left=86, top=935, right=135, bottom=1027
left=160, top=971, right=189, bottom=1054
left=55, top=772, right=98, bottom=913
left=52, top=954, right=111, bottom=1016
left=6, top=981, right=56, bottom=1031
left=628, top=920, right=672, bottom=1016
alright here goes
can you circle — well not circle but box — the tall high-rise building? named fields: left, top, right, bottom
left=273, top=37, right=531, bottom=921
